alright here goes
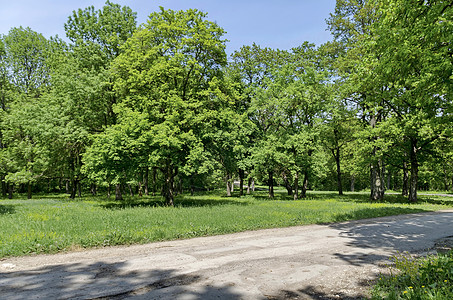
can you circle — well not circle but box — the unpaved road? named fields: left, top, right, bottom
left=1, top=210, right=453, bottom=300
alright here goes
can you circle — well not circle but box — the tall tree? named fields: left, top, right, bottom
left=110, top=8, right=228, bottom=206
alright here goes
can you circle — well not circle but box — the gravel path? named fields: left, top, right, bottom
left=1, top=210, right=453, bottom=299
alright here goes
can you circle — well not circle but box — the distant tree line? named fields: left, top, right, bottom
left=0, top=0, right=452, bottom=205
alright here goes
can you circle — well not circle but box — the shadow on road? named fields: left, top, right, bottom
left=0, top=260, right=242, bottom=299
left=330, top=211, right=453, bottom=263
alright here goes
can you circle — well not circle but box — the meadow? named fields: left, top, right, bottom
left=1, top=190, right=452, bottom=258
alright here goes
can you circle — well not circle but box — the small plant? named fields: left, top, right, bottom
left=372, top=251, right=453, bottom=299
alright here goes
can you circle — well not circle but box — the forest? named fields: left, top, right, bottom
left=0, top=0, right=452, bottom=206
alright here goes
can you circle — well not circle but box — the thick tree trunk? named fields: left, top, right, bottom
left=226, top=173, right=232, bottom=197
left=247, top=177, right=252, bottom=194
left=90, top=184, right=97, bottom=196
left=282, top=172, right=293, bottom=196
left=350, top=175, right=355, bottom=192
left=408, top=139, right=418, bottom=203
left=115, top=184, right=123, bottom=201
left=144, top=168, right=149, bottom=196
left=77, top=181, right=82, bottom=198
left=300, top=171, right=309, bottom=198
left=8, top=183, right=13, bottom=199
left=128, top=184, right=134, bottom=196
left=70, top=179, right=77, bottom=199
left=238, top=169, right=244, bottom=196
left=1, top=175, right=6, bottom=197
left=402, top=161, right=409, bottom=196
left=27, top=182, right=32, bottom=199
left=370, top=158, right=385, bottom=201
left=268, top=170, right=274, bottom=198
left=293, top=171, right=299, bottom=201
left=152, top=167, right=157, bottom=197
left=162, top=165, right=176, bottom=206
left=333, top=147, right=343, bottom=195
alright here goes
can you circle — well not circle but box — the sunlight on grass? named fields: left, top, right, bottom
left=0, top=191, right=452, bottom=258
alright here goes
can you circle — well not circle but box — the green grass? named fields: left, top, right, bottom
left=371, top=251, right=453, bottom=299
left=0, top=190, right=452, bottom=258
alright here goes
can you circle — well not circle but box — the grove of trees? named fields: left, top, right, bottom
left=0, top=0, right=452, bottom=205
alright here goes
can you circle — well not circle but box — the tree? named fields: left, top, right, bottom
left=111, top=8, right=228, bottom=206
left=366, top=0, right=453, bottom=202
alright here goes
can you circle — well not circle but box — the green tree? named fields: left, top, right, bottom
left=110, top=8, right=227, bottom=206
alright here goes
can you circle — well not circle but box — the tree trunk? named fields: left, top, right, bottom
left=333, top=147, right=343, bottom=195
left=107, top=184, right=111, bottom=198
left=8, top=183, right=13, bottom=199
left=282, top=172, right=293, bottom=196
left=350, top=175, right=355, bottom=192
left=300, top=171, right=309, bottom=198
left=163, top=166, right=175, bottom=206
left=247, top=177, right=252, bottom=194
left=77, top=181, right=82, bottom=198
left=152, top=167, right=157, bottom=196
left=115, top=184, right=123, bottom=201
left=238, top=169, right=244, bottom=196
left=144, top=168, right=149, bottom=196
left=128, top=184, right=134, bottom=197
left=1, top=175, right=6, bottom=197
left=70, top=179, right=77, bottom=199
left=402, top=161, right=409, bottom=196
left=27, top=182, right=32, bottom=199
left=268, top=170, right=274, bottom=198
left=370, top=156, right=385, bottom=201
left=408, top=138, right=418, bottom=203
left=90, top=184, right=97, bottom=196
left=226, top=173, right=232, bottom=197
left=293, top=171, right=299, bottom=201
left=251, top=179, right=255, bottom=192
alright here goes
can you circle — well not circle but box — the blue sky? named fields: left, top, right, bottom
left=0, top=0, right=336, bottom=55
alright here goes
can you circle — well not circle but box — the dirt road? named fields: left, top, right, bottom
left=1, top=210, right=453, bottom=299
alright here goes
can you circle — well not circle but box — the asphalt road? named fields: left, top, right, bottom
left=1, top=210, right=453, bottom=299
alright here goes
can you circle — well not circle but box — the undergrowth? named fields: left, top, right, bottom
left=372, top=251, right=453, bottom=299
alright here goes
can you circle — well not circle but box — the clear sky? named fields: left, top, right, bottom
left=0, top=0, right=336, bottom=55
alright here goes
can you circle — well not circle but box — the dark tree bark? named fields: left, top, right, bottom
left=293, top=171, right=299, bottom=201
left=152, top=167, right=157, bottom=196
left=332, top=147, right=343, bottom=195
left=1, top=175, right=6, bottom=197
left=268, top=170, right=274, bottom=198
left=350, top=175, right=355, bottom=192
left=247, top=177, right=252, bottom=194
left=370, top=158, right=385, bottom=201
left=144, top=167, right=149, bottom=196
left=300, top=171, right=309, bottom=198
left=238, top=169, right=244, bottom=196
left=162, top=165, right=176, bottom=206
left=115, top=184, right=123, bottom=201
left=27, top=182, right=32, bottom=199
left=402, top=161, right=409, bottom=196
left=408, top=138, right=419, bottom=203
left=282, top=172, right=293, bottom=196
left=8, top=183, right=13, bottom=199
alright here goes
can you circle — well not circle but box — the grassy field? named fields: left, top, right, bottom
left=1, top=190, right=452, bottom=258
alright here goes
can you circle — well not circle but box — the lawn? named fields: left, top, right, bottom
left=1, top=190, right=452, bottom=258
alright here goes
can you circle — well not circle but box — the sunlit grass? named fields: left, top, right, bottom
left=1, top=190, right=452, bottom=258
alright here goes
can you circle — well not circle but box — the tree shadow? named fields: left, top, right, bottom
left=268, top=275, right=377, bottom=300
left=0, top=204, right=15, bottom=215
left=333, top=207, right=428, bottom=223
left=0, top=261, right=243, bottom=299
left=100, top=197, right=250, bottom=210
left=330, top=210, right=453, bottom=254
